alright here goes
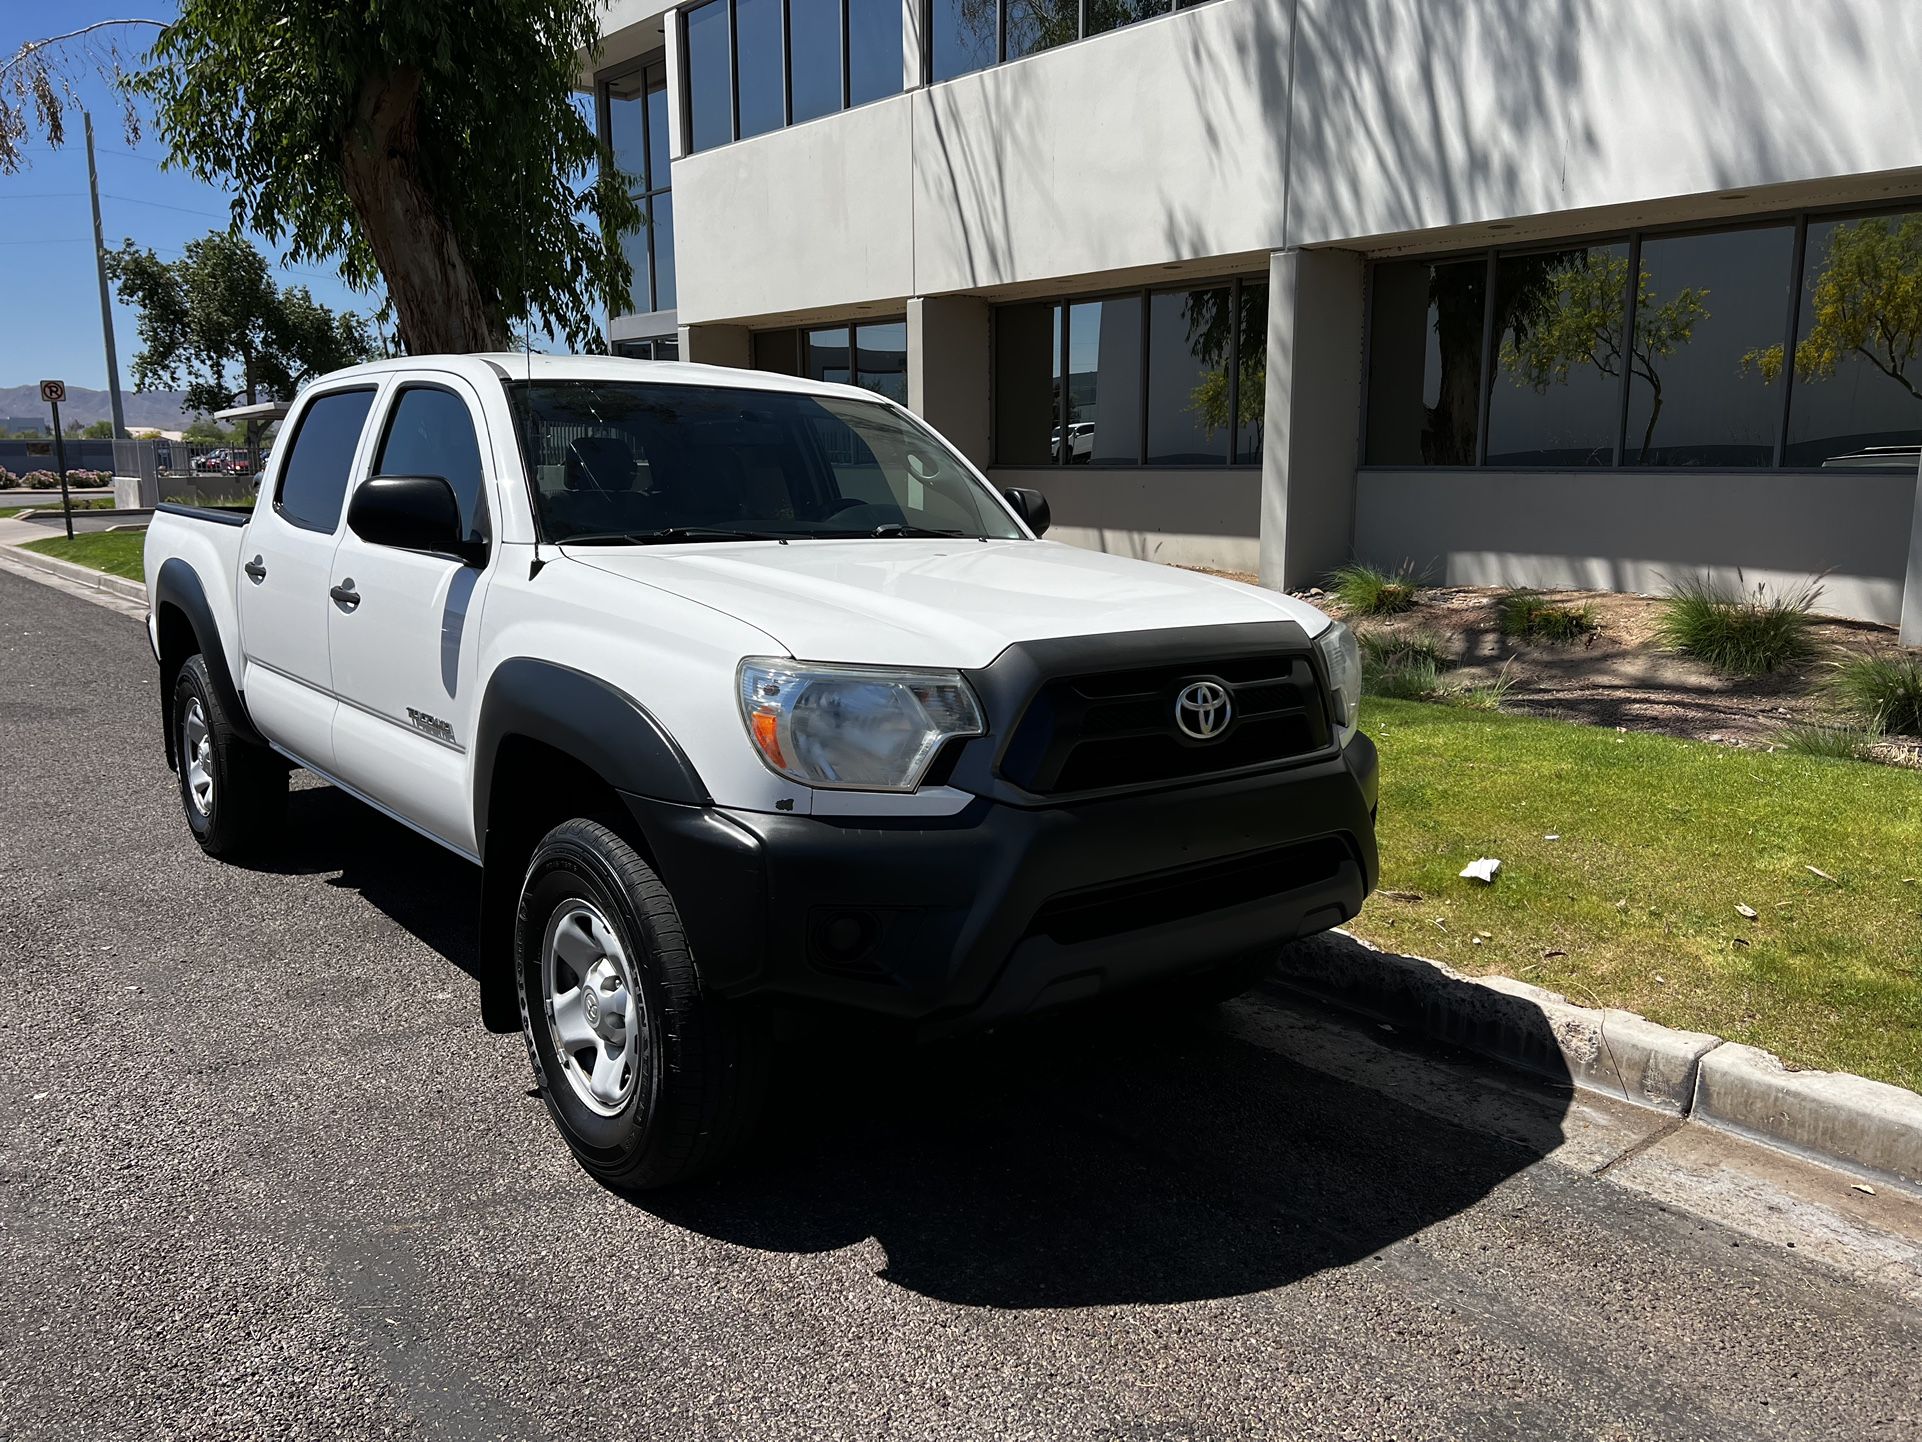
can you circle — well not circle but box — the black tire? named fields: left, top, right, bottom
left=172, top=654, right=286, bottom=859
left=515, top=818, right=767, bottom=1190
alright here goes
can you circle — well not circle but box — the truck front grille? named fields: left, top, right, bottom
left=997, top=652, right=1330, bottom=795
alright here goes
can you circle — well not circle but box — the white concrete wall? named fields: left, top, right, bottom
left=1354, top=469, right=1918, bottom=627
left=991, top=466, right=1261, bottom=575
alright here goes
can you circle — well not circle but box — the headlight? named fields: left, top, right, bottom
left=1315, top=620, right=1361, bottom=746
left=737, top=659, right=985, bottom=791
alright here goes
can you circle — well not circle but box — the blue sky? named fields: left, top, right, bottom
left=1, top=4, right=381, bottom=392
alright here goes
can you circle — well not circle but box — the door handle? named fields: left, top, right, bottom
left=329, top=580, right=361, bottom=611
left=244, top=555, right=267, bottom=584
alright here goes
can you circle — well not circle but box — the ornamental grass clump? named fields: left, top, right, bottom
left=1328, top=561, right=1421, bottom=617
left=1655, top=573, right=1821, bottom=675
left=1499, top=589, right=1599, bottom=643
left=1832, top=653, right=1922, bottom=737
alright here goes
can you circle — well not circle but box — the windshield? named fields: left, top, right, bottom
left=504, top=379, right=1027, bottom=544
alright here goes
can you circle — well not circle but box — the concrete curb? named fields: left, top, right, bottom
left=1274, top=930, right=1921, bottom=1190
left=0, top=541, right=147, bottom=604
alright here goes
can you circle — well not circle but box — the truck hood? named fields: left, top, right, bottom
left=563, top=538, right=1331, bottom=668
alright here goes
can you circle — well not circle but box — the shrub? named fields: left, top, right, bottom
left=1364, top=653, right=1446, bottom=700
left=1832, top=653, right=1922, bottom=737
left=1654, top=573, right=1821, bottom=675
left=1449, top=664, right=1517, bottom=712
left=1328, top=561, right=1421, bottom=616
left=1499, top=589, right=1599, bottom=643
left=0, top=466, right=16, bottom=488
left=1775, top=722, right=1881, bottom=762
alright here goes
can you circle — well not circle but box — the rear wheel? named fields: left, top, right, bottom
left=515, top=818, right=767, bottom=1190
left=172, top=654, right=285, bottom=858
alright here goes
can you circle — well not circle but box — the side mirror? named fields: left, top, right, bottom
left=348, top=475, right=486, bottom=566
left=1002, top=486, right=1051, bottom=537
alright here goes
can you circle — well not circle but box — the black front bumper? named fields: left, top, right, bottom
left=625, top=732, right=1379, bottom=1032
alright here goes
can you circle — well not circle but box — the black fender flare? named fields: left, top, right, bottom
left=153, top=556, right=265, bottom=764
left=471, top=657, right=708, bottom=851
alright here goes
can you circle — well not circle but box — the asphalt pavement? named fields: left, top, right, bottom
left=3, top=565, right=1920, bottom=1441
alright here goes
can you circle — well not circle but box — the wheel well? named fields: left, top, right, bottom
left=155, top=602, right=199, bottom=770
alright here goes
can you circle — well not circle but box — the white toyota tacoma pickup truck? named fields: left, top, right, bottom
left=145, top=354, right=1377, bottom=1188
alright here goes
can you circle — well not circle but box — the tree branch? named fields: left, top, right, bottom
left=2, top=18, right=170, bottom=78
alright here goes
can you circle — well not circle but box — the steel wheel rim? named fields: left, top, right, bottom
left=182, top=697, right=214, bottom=818
left=540, top=900, right=646, bottom=1117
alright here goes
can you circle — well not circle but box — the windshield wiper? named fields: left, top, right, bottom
left=867, top=523, right=969, bottom=538
left=561, top=527, right=782, bottom=545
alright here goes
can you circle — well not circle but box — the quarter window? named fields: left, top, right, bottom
left=275, top=389, right=376, bottom=534
left=372, top=387, right=490, bottom=543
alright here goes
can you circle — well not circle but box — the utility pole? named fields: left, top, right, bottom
left=84, top=111, right=128, bottom=441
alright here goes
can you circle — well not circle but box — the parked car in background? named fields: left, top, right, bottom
left=143, top=354, right=1378, bottom=1190
left=192, top=448, right=229, bottom=473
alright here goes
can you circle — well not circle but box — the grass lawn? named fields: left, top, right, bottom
left=1355, top=697, right=1922, bottom=1091
left=18, top=530, right=146, bottom=582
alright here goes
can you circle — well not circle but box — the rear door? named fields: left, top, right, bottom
left=325, top=378, right=496, bottom=854
left=234, top=385, right=379, bottom=771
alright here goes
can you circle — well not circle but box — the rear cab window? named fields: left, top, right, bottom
left=274, top=388, right=378, bottom=533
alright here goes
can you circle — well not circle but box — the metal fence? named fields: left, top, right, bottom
left=112, top=438, right=268, bottom=505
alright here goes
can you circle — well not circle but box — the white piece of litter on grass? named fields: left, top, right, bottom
left=1853, top=1183, right=1877, bottom=1196
left=1736, top=903, right=1759, bottom=920
left=1459, top=857, right=1502, bottom=883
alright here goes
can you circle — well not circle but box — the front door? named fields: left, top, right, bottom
left=326, top=379, right=497, bottom=854
left=235, top=385, right=380, bottom=772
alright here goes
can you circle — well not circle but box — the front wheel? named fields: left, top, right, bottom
left=515, top=818, right=767, bottom=1190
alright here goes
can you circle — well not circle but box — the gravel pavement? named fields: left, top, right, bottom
left=3, top=566, right=1920, bottom=1441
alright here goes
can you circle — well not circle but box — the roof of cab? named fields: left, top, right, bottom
left=306, top=352, right=893, bottom=406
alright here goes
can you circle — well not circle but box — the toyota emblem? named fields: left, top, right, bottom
left=1174, top=680, right=1232, bottom=740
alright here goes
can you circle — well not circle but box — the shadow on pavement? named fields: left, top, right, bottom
left=261, top=780, right=1573, bottom=1309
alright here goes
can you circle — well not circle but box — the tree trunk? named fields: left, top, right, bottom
left=340, top=67, right=506, bottom=355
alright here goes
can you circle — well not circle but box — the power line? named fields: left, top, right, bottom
left=100, top=191, right=232, bottom=219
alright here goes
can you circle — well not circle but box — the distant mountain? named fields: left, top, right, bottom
left=0, top=384, right=197, bottom=433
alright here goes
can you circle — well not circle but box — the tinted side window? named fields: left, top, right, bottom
left=276, top=389, right=376, bottom=533
left=372, top=386, right=490, bottom=542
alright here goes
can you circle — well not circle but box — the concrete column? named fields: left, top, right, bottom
left=680, top=322, right=753, bottom=368
left=907, top=296, right=991, bottom=465
left=1903, top=456, right=1922, bottom=645
left=1258, top=248, right=1366, bottom=591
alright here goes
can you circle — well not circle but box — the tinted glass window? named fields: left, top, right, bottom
left=1088, top=0, right=1170, bottom=34
left=928, top=0, right=996, bottom=81
left=685, top=1, right=732, bottom=151
left=1235, top=280, right=1268, bottom=463
left=645, top=75, right=670, bottom=191
left=1066, top=297, right=1142, bottom=465
left=1146, top=287, right=1229, bottom=465
left=846, top=0, right=903, bottom=105
left=753, top=328, right=804, bottom=375
left=993, top=303, right=1059, bottom=465
left=1005, top=0, right=1079, bottom=60
left=1783, top=211, right=1922, bottom=468
left=1486, top=243, right=1630, bottom=466
left=855, top=321, right=908, bottom=403
left=789, top=0, right=843, bottom=124
left=735, top=0, right=785, bottom=139
left=805, top=326, right=851, bottom=384
left=507, top=382, right=1024, bottom=542
left=276, top=389, right=375, bottom=533
left=606, top=70, right=647, bottom=190
left=373, top=387, right=490, bottom=543
left=618, top=215, right=653, bottom=314
left=650, top=193, right=677, bottom=311
left=1623, top=226, right=1795, bottom=467
left=1364, top=257, right=1486, bottom=465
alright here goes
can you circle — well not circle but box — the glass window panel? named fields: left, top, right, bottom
left=753, top=328, right=804, bottom=375
left=650, top=192, right=676, bottom=311
left=1621, top=226, right=1794, bottom=466
left=1783, top=211, right=1922, bottom=468
left=606, top=71, right=647, bottom=193
left=684, top=0, right=732, bottom=151
left=654, top=335, right=680, bottom=362
left=276, top=389, right=376, bottom=534
left=855, top=320, right=909, bottom=403
left=1363, top=257, right=1486, bottom=465
left=1235, top=280, right=1268, bottom=464
left=614, top=340, right=652, bottom=358
left=847, top=0, right=903, bottom=105
left=806, top=325, right=852, bottom=384
left=735, top=0, right=785, bottom=139
left=645, top=72, right=670, bottom=191
left=993, top=303, right=1059, bottom=465
left=618, top=218, right=653, bottom=314
left=1066, top=296, right=1142, bottom=465
left=373, top=387, right=490, bottom=542
left=928, top=0, right=996, bottom=81
left=1088, top=0, right=1169, bottom=38
left=1005, top=0, right=1080, bottom=60
left=1145, top=288, right=1230, bottom=465
left=789, top=0, right=843, bottom=124
left=1486, top=243, right=1630, bottom=466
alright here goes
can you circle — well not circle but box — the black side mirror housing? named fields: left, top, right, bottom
left=348, top=475, right=486, bottom=566
left=1002, top=486, right=1051, bottom=537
